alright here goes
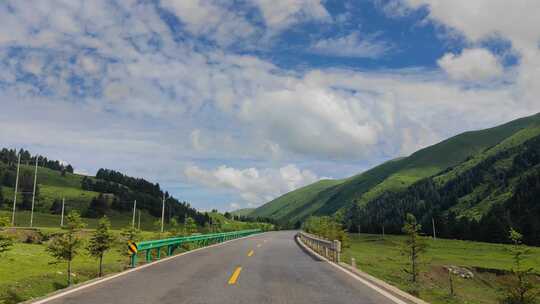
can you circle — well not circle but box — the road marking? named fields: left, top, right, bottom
left=257, top=244, right=262, bottom=248
left=263, top=240, right=267, bottom=243
left=228, top=267, right=242, bottom=285
left=247, top=250, right=254, bottom=257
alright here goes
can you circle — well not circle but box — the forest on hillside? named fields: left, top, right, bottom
left=81, top=169, right=210, bottom=225
left=346, top=134, right=540, bottom=246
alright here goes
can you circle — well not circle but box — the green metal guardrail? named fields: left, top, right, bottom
left=130, top=229, right=262, bottom=267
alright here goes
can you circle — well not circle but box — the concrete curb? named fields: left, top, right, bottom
left=295, top=234, right=429, bottom=304
left=24, top=232, right=265, bottom=304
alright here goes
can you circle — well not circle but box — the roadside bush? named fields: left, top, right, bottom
left=0, top=216, right=13, bottom=256
left=24, top=233, right=42, bottom=244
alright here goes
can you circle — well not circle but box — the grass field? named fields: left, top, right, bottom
left=342, top=234, right=540, bottom=304
left=0, top=210, right=175, bottom=231
left=0, top=241, right=126, bottom=303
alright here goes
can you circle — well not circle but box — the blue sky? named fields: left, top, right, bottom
left=1, top=0, right=539, bottom=211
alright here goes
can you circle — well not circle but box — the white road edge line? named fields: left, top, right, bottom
left=296, top=236, right=408, bottom=304
left=30, top=233, right=264, bottom=304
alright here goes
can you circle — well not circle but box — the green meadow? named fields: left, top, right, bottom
left=342, top=234, right=540, bottom=304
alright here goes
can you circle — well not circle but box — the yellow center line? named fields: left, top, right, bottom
left=228, top=267, right=242, bottom=285
left=247, top=250, right=254, bottom=257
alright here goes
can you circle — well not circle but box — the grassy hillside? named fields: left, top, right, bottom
left=0, top=210, right=162, bottom=230
left=252, top=113, right=540, bottom=224
left=0, top=155, right=212, bottom=230
left=250, top=179, right=342, bottom=224
left=0, top=164, right=98, bottom=211
left=352, top=119, right=540, bottom=245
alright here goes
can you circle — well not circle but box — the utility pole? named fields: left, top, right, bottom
left=11, top=153, right=21, bottom=226
left=132, top=200, right=137, bottom=228
left=30, top=156, right=39, bottom=227
left=138, top=209, right=141, bottom=230
left=161, top=193, right=165, bottom=233
left=432, top=217, right=437, bottom=240
left=183, top=213, right=186, bottom=235
left=60, top=198, right=65, bottom=227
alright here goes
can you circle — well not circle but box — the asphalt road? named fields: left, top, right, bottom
left=45, top=231, right=398, bottom=304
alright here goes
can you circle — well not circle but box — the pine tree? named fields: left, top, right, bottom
left=85, top=194, right=109, bottom=218
left=401, top=213, right=427, bottom=295
left=500, top=229, right=538, bottom=304
left=87, top=217, right=115, bottom=277
left=47, top=211, right=86, bottom=286
left=50, top=199, right=63, bottom=214
left=185, top=217, right=198, bottom=235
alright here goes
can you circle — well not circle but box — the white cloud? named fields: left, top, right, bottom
left=190, top=129, right=204, bottom=151
left=310, top=32, right=391, bottom=58
left=254, top=0, right=330, bottom=30
left=184, top=164, right=321, bottom=205
left=229, top=202, right=241, bottom=210
left=402, top=0, right=540, bottom=49
left=1, top=0, right=540, bottom=211
left=239, top=78, right=380, bottom=158
left=397, top=0, right=540, bottom=109
left=160, top=0, right=257, bottom=46
left=74, top=168, right=90, bottom=176
left=159, top=0, right=331, bottom=45
left=438, top=48, right=503, bottom=81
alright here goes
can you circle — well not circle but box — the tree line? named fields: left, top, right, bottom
left=81, top=174, right=211, bottom=226
left=0, top=148, right=74, bottom=173
left=345, top=134, right=540, bottom=246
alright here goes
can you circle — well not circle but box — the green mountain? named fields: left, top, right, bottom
left=352, top=120, right=540, bottom=245
left=251, top=113, right=540, bottom=227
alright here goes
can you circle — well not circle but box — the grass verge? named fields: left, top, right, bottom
left=342, top=233, right=540, bottom=304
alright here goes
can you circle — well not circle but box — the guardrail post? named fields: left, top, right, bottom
left=146, top=249, right=152, bottom=262
left=130, top=253, right=137, bottom=268
left=333, top=240, right=341, bottom=263
left=168, top=245, right=174, bottom=256
left=156, top=247, right=161, bottom=260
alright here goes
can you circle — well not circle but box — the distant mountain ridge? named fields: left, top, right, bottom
left=251, top=113, right=540, bottom=237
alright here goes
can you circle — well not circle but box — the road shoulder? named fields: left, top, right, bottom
left=295, top=234, right=429, bottom=304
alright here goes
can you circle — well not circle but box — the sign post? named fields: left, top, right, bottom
left=128, top=241, right=138, bottom=268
